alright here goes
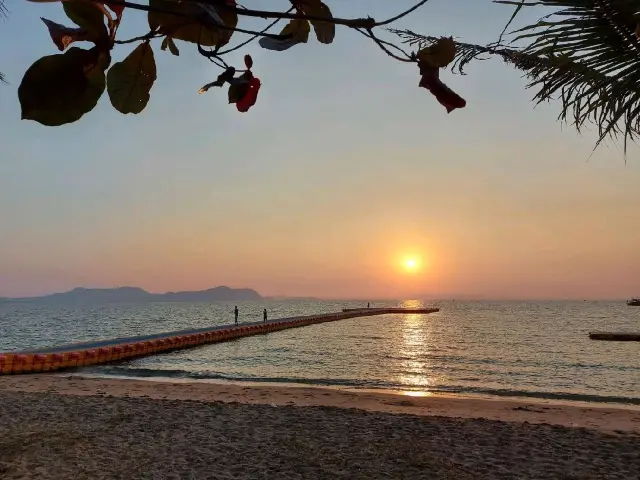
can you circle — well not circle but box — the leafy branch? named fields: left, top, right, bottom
left=18, top=0, right=638, bottom=152
left=392, top=0, right=640, bottom=151
left=20, top=0, right=460, bottom=125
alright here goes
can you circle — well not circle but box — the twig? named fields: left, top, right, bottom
left=115, top=31, right=160, bottom=45
left=216, top=7, right=294, bottom=56
left=111, top=0, right=431, bottom=30
left=374, top=0, right=431, bottom=27
left=358, top=29, right=414, bottom=63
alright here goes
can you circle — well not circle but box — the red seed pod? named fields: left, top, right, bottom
left=244, top=54, right=253, bottom=70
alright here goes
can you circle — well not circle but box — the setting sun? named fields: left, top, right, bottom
left=402, top=257, right=420, bottom=272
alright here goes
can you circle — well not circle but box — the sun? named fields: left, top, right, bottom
left=402, top=257, right=420, bottom=272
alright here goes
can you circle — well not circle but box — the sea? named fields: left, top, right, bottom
left=1, top=299, right=639, bottom=405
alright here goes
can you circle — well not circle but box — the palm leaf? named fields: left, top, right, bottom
left=0, top=0, right=6, bottom=84
left=392, top=0, right=640, bottom=150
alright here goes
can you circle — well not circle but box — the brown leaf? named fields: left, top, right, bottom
left=417, top=37, right=456, bottom=69
left=148, top=0, right=237, bottom=47
left=62, top=0, right=110, bottom=44
left=259, top=18, right=310, bottom=51
left=41, top=18, right=92, bottom=51
left=161, top=36, right=180, bottom=56
left=106, top=3, right=125, bottom=20
left=295, top=0, right=335, bottom=44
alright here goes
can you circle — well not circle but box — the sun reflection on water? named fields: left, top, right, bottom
left=395, top=299, right=445, bottom=394
left=401, top=390, right=433, bottom=397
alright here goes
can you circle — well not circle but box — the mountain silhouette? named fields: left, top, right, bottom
left=1, top=286, right=262, bottom=304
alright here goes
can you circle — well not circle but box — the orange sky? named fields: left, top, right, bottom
left=2, top=138, right=638, bottom=300
left=1, top=1, right=639, bottom=300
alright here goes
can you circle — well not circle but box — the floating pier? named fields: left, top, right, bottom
left=0, top=308, right=439, bottom=375
left=342, top=308, right=438, bottom=313
left=588, top=331, right=640, bottom=341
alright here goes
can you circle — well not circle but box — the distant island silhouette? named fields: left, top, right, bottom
left=0, top=286, right=262, bottom=304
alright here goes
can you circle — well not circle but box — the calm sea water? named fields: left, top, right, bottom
left=1, top=300, right=639, bottom=405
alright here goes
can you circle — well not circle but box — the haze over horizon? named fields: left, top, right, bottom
left=0, top=284, right=633, bottom=303
left=1, top=1, right=639, bottom=301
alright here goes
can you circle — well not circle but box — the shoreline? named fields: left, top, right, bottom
left=1, top=374, right=638, bottom=434
left=76, top=372, right=640, bottom=411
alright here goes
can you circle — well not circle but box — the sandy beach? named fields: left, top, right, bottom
left=0, top=376, right=639, bottom=479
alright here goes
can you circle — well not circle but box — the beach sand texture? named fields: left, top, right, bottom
left=1, top=376, right=640, bottom=479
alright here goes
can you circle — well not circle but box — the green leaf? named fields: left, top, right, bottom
left=161, top=36, right=180, bottom=56
left=148, top=0, right=237, bottom=47
left=63, top=1, right=109, bottom=42
left=18, top=47, right=109, bottom=126
left=297, top=0, right=335, bottom=44
left=107, top=42, right=157, bottom=114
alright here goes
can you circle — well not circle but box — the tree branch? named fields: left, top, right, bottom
left=358, top=29, right=414, bottom=62
left=105, top=0, right=432, bottom=31
left=115, top=31, right=161, bottom=45
left=99, top=1, right=284, bottom=38
left=216, top=7, right=294, bottom=56
left=373, top=0, right=431, bottom=27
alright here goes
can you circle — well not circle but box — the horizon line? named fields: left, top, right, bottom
left=0, top=284, right=632, bottom=303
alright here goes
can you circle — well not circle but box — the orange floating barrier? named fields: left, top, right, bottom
left=0, top=354, right=9, bottom=374
left=1, top=308, right=440, bottom=375
left=32, top=354, right=47, bottom=373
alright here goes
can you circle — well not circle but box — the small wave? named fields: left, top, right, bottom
left=85, top=366, right=389, bottom=389
left=382, top=355, right=413, bottom=361
left=85, top=366, right=640, bottom=406
left=264, top=347, right=293, bottom=354
left=428, top=385, right=640, bottom=406
left=345, top=335, right=384, bottom=340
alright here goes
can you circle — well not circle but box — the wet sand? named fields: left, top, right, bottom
left=1, top=375, right=639, bottom=479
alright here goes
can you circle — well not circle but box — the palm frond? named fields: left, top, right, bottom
left=0, top=0, right=6, bottom=84
left=392, top=0, right=640, bottom=150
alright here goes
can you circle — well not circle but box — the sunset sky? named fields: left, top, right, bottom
left=1, top=0, right=639, bottom=300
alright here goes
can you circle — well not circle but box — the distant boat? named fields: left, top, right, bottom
left=627, top=298, right=640, bottom=306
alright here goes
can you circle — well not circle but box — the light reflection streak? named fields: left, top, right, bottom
left=395, top=299, right=446, bottom=394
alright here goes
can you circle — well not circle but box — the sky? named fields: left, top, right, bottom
left=0, top=0, right=639, bottom=300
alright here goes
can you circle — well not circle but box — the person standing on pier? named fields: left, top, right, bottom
left=367, top=302, right=370, bottom=308
left=234, top=306, right=239, bottom=325
left=263, top=308, right=268, bottom=322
